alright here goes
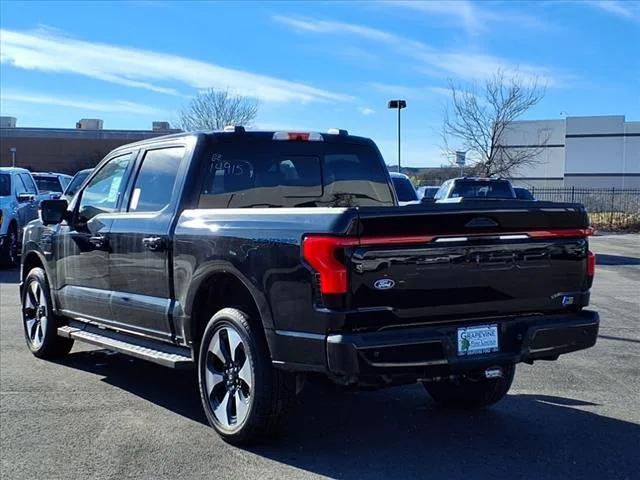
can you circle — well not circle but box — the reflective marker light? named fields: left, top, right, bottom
left=587, top=250, right=596, bottom=277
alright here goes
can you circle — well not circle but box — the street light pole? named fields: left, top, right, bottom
left=388, top=100, right=406, bottom=173
left=397, top=105, right=401, bottom=173
left=9, top=148, right=16, bottom=167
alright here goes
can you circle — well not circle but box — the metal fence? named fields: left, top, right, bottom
left=530, top=187, right=640, bottom=231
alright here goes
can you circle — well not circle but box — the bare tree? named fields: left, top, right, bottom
left=442, top=70, right=548, bottom=177
left=177, top=89, right=258, bottom=131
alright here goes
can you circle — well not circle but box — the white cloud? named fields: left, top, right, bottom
left=383, top=0, right=482, bottom=36
left=0, top=28, right=353, bottom=103
left=359, top=107, right=375, bottom=115
left=2, top=91, right=165, bottom=115
left=273, top=15, right=564, bottom=86
left=587, top=1, right=640, bottom=22
left=369, top=82, right=451, bottom=99
left=382, top=1, right=548, bottom=36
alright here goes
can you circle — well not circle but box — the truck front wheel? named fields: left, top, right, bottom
left=422, top=364, right=515, bottom=409
left=21, top=268, right=74, bottom=358
left=197, top=308, right=294, bottom=444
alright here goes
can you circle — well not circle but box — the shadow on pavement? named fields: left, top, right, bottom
left=595, top=254, right=640, bottom=266
left=57, top=349, right=638, bottom=480
left=598, top=334, right=640, bottom=344
left=0, top=267, right=20, bottom=284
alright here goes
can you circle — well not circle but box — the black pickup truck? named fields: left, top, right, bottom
left=20, top=128, right=598, bottom=444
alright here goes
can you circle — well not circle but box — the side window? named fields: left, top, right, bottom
left=20, top=174, right=38, bottom=194
left=128, top=146, right=185, bottom=213
left=434, top=181, right=449, bottom=200
left=78, top=153, right=133, bottom=222
left=14, top=174, right=28, bottom=196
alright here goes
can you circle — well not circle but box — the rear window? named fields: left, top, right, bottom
left=514, top=187, right=534, bottom=200
left=391, top=176, right=418, bottom=202
left=65, top=170, right=91, bottom=196
left=449, top=180, right=514, bottom=199
left=0, top=174, right=10, bottom=196
left=422, top=187, right=439, bottom=199
left=33, top=176, right=62, bottom=193
left=198, top=141, right=394, bottom=208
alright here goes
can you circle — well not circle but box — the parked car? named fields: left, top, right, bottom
left=0, top=167, right=40, bottom=267
left=390, top=172, right=419, bottom=205
left=21, top=129, right=598, bottom=444
left=416, top=185, right=440, bottom=200
left=514, top=186, right=535, bottom=200
left=63, top=168, right=92, bottom=199
left=32, top=172, right=73, bottom=199
left=432, top=177, right=516, bottom=202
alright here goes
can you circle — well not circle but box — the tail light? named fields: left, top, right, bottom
left=301, top=236, right=357, bottom=295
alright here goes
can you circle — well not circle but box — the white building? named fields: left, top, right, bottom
left=503, top=115, right=639, bottom=188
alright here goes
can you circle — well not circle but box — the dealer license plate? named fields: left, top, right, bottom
left=457, top=324, right=499, bottom=356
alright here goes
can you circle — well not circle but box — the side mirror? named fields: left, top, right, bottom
left=17, top=193, right=35, bottom=203
left=40, top=199, right=69, bottom=225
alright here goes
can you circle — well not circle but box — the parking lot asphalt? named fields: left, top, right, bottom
left=1, top=234, right=638, bottom=480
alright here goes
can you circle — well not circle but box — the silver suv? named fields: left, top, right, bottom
left=0, top=167, right=40, bottom=267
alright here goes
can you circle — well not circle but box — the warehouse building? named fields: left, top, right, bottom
left=0, top=117, right=180, bottom=174
left=504, top=115, right=640, bottom=188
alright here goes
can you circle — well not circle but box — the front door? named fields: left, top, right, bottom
left=13, top=174, right=38, bottom=230
left=108, top=145, right=187, bottom=342
left=56, top=152, right=135, bottom=322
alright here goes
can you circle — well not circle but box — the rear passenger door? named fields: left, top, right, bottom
left=108, top=144, right=189, bottom=342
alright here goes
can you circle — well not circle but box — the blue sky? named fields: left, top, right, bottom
left=1, top=0, right=639, bottom=167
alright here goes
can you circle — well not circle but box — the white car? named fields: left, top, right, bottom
left=0, top=167, right=41, bottom=267
left=32, top=172, right=73, bottom=199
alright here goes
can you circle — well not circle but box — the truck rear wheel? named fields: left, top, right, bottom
left=422, top=364, right=515, bottom=409
left=197, top=308, right=294, bottom=444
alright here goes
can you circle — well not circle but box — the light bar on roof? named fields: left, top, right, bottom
left=272, top=131, right=323, bottom=141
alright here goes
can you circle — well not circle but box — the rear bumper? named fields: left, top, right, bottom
left=270, top=310, right=599, bottom=377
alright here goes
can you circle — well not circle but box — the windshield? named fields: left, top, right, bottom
left=392, top=176, right=418, bottom=202
left=198, top=141, right=394, bottom=208
left=65, top=170, right=91, bottom=197
left=0, top=174, right=10, bottom=196
left=449, top=179, right=514, bottom=199
left=33, top=176, right=62, bottom=193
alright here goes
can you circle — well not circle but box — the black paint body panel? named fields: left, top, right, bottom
left=20, top=131, right=598, bottom=379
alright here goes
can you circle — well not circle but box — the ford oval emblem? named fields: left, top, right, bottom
left=374, top=278, right=395, bottom=290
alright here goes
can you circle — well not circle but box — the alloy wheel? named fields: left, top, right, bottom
left=204, top=325, right=253, bottom=431
left=23, top=280, right=48, bottom=349
left=8, top=229, right=18, bottom=265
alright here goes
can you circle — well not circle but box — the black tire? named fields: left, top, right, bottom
left=21, top=268, right=74, bottom=358
left=198, top=307, right=294, bottom=444
left=423, top=364, right=515, bottom=409
left=0, top=223, right=19, bottom=268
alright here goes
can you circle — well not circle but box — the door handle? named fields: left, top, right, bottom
left=142, top=236, right=164, bottom=252
left=89, top=235, right=108, bottom=250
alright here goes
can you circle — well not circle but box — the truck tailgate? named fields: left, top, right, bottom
left=347, top=201, right=592, bottom=327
